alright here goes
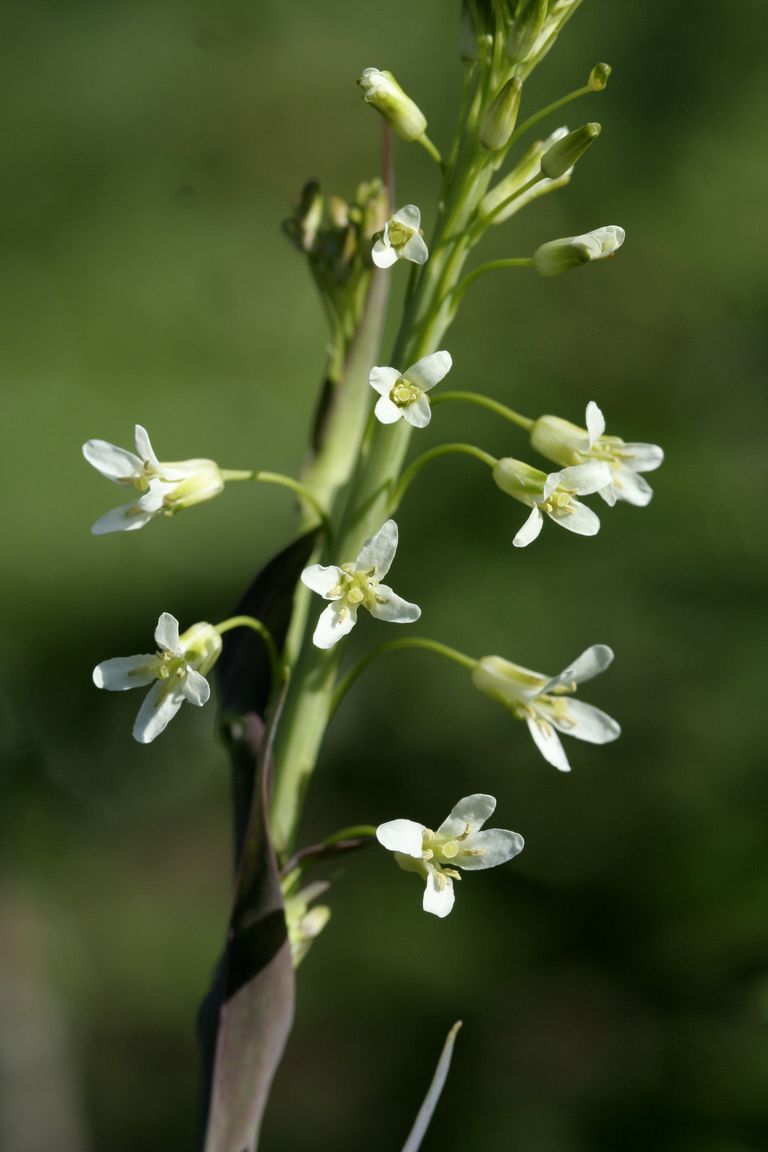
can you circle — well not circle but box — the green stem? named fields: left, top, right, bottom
left=282, top=824, right=378, bottom=877
left=331, top=638, right=477, bottom=718
left=449, top=257, right=534, bottom=309
left=430, top=390, right=534, bottom=431
left=477, top=173, right=541, bottom=231
left=216, top=614, right=283, bottom=690
left=241, top=470, right=332, bottom=538
left=389, top=442, right=497, bottom=513
left=417, top=133, right=445, bottom=169
left=507, top=84, right=592, bottom=148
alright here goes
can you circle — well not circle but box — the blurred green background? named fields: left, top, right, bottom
left=2, top=1, right=767, bottom=1149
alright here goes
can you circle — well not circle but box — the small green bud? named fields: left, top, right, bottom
left=588, top=62, right=612, bottom=91
left=479, top=76, right=523, bottom=150
left=540, top=122, right=601, bottom=179
left=358, top=68, right=427, bottom=143
left=282, top=180, right=323, bottom=253
left=533, top=225, right=625, bottom=277
left=506, top=0, right=547, bottom=63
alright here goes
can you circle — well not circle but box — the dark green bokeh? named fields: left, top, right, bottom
left=2, top=2, right=767, bottom=1149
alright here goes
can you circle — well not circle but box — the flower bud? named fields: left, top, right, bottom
left=492, top=457, right=547, bottom=503
left=479, top=76, right=523, bottom=150
left=282, top=181, right=323, bottom=253
left=506, top=0, right=547, bottom=63
left=357, top=68, right=427, bottom=142
left=178, top=621, right=223, bottom=677
left=588, top=62, right=612, bottom=91
left=533, top=225, right=625, bottom=276
left=540, top=122, right=601, bottom=179
left=530, top=414, right=586, bottom=466
left=158, top=459, right=225, bottom=511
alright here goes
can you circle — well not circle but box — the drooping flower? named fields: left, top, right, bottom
left=82, top=424, right=224, bottom=534
left=357, top=68, right=427, bottom=142
left=531, top=400, right=664, bottom=507
left=492, top=457, right=611, bottom=546
left=371, top=204, right=428, bottom=269
left=472, top=645, right=620, bottom=772
left=369, top=351, right=452, bottom=429
left=92, top=612, right=222, bottom=743
left=376, top=794, right=524, bottom=918
left=533, top=225, right=625, bottom=276
left=301, top=519, right=420, bottom=649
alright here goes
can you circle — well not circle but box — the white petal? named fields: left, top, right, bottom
left=622, top=443, right=664, bottom=473
left=155, top=612, right=182, bottom=655
left=612, top=465, right=654, bottom=506
left=90, top=501, right=156, bottom=535
left=312, top=601, right=357, bottom=649
left=541, top=645, right=614, bottom=693
left=132, top=680, right=184, bottom=743
left=547, top=699, right=621, bottom=745
left=372, top=240, right=398, bottom=269
left=404, top=350, right=452, bottom=393
left=92, top=655, right=158, bottom=691
left=82, top=439, right=143, bottom=482
left=437, top=794, right=496, bottom=839
left=401, top=233, right=428, bottom=264
left=134, top=424, right=159, bottom=466
left=356, top=519, right=398, bottom=578
left=300, top=564, right=345, bottom=598
left=402, top=393, right=432, bottom=428
left=367, top=586, right=421, bottom=624
left=526, top=714, right=571, bottom=772
left=585, top=401, right=605, bottom=447
left=558, top=461, right=612, bottom=495
left=423, top=870, right=455, bottom=918
left=368, top=365, right=401, bottom=397
left=182, top=668, right=211, bottom=707
left=549, top=500, right=601, bottom=536
left=393, top=204, right=421, bottom=230
left=513, top=505, right=544, bottom=547
left=459, top=828, right=525, bottom=871
left=376, top=818, right=425, bottom=857
left=374, top=395, right=403, bottom=424
left=598, top=484, right=618, bottom=507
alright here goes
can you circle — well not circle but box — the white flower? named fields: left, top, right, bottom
left=372, top=204, right=428, bottom=269
left=301, top=519, right=421, bottom=649
left=531, top=401, right=664, bottom=507
left=82, top=424, right=224, bottom=534
left=92, top=612, right=222, bottom=743
left=377, top=794, right=524, bottom=918
left=369, top=351, right=452, bottom=429
left=357, top=68, right=427, bottom=142
left=472, top=646, right=620, bottom=772
left=534, top=225, right=625, bottom=276
left=492, top=457, right=611, bottom=546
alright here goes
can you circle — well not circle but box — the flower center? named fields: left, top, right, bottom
left=387, top=220, right=414, bottom=249
left=155, top=650, right=188, bottom=682
left=390, top=378, right=420, bottom=407
left=540, top=486, right=576, bottom=515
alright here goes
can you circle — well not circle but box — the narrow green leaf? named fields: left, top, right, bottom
left=400, top=1021, right=463, bottom=1152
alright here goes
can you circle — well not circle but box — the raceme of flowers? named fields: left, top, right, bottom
left=369, top=350, right=452, bottom=428
left=372, top=204, right=429, bottom=268
left=93, top=612, right=222, bottom=743
left=301, top=519, right=421, bottom=649
left=492, top=457, right=612, bottom=547
left=376, top=793, right=524, bottom=917
left=531, top=400, right=664, bottom=506
left=472, top=645, right=620, bottom=772
left=83, top=424, right=223, bottom=534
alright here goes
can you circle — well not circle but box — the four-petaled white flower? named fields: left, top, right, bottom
left=492, top=457, right=611, bottom=547
left=93, top=612, right=222, bottom=743
left=369, top=351, right=452, bottom=429
left=531, top=400, right=664, bottom=507
left=377, top=794, right=524, bottom=918
left=301, top=520, right=420, bottom=649
left=372, top=204, right=428, bottom=269
left=82, top=424, right=224, bottom=534
left=472, top=646, right=620, bottom=772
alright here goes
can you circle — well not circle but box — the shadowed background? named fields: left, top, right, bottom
left=2, top=1, right=767, bottom=1150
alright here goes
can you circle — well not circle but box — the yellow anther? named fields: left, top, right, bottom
left=421, top=848, right=434, bottom=861
left=444, top=868, right=461, bottom=881
left=464, top=847, right=484, bottom=857
left=457, top=823, right=473, bottom=841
